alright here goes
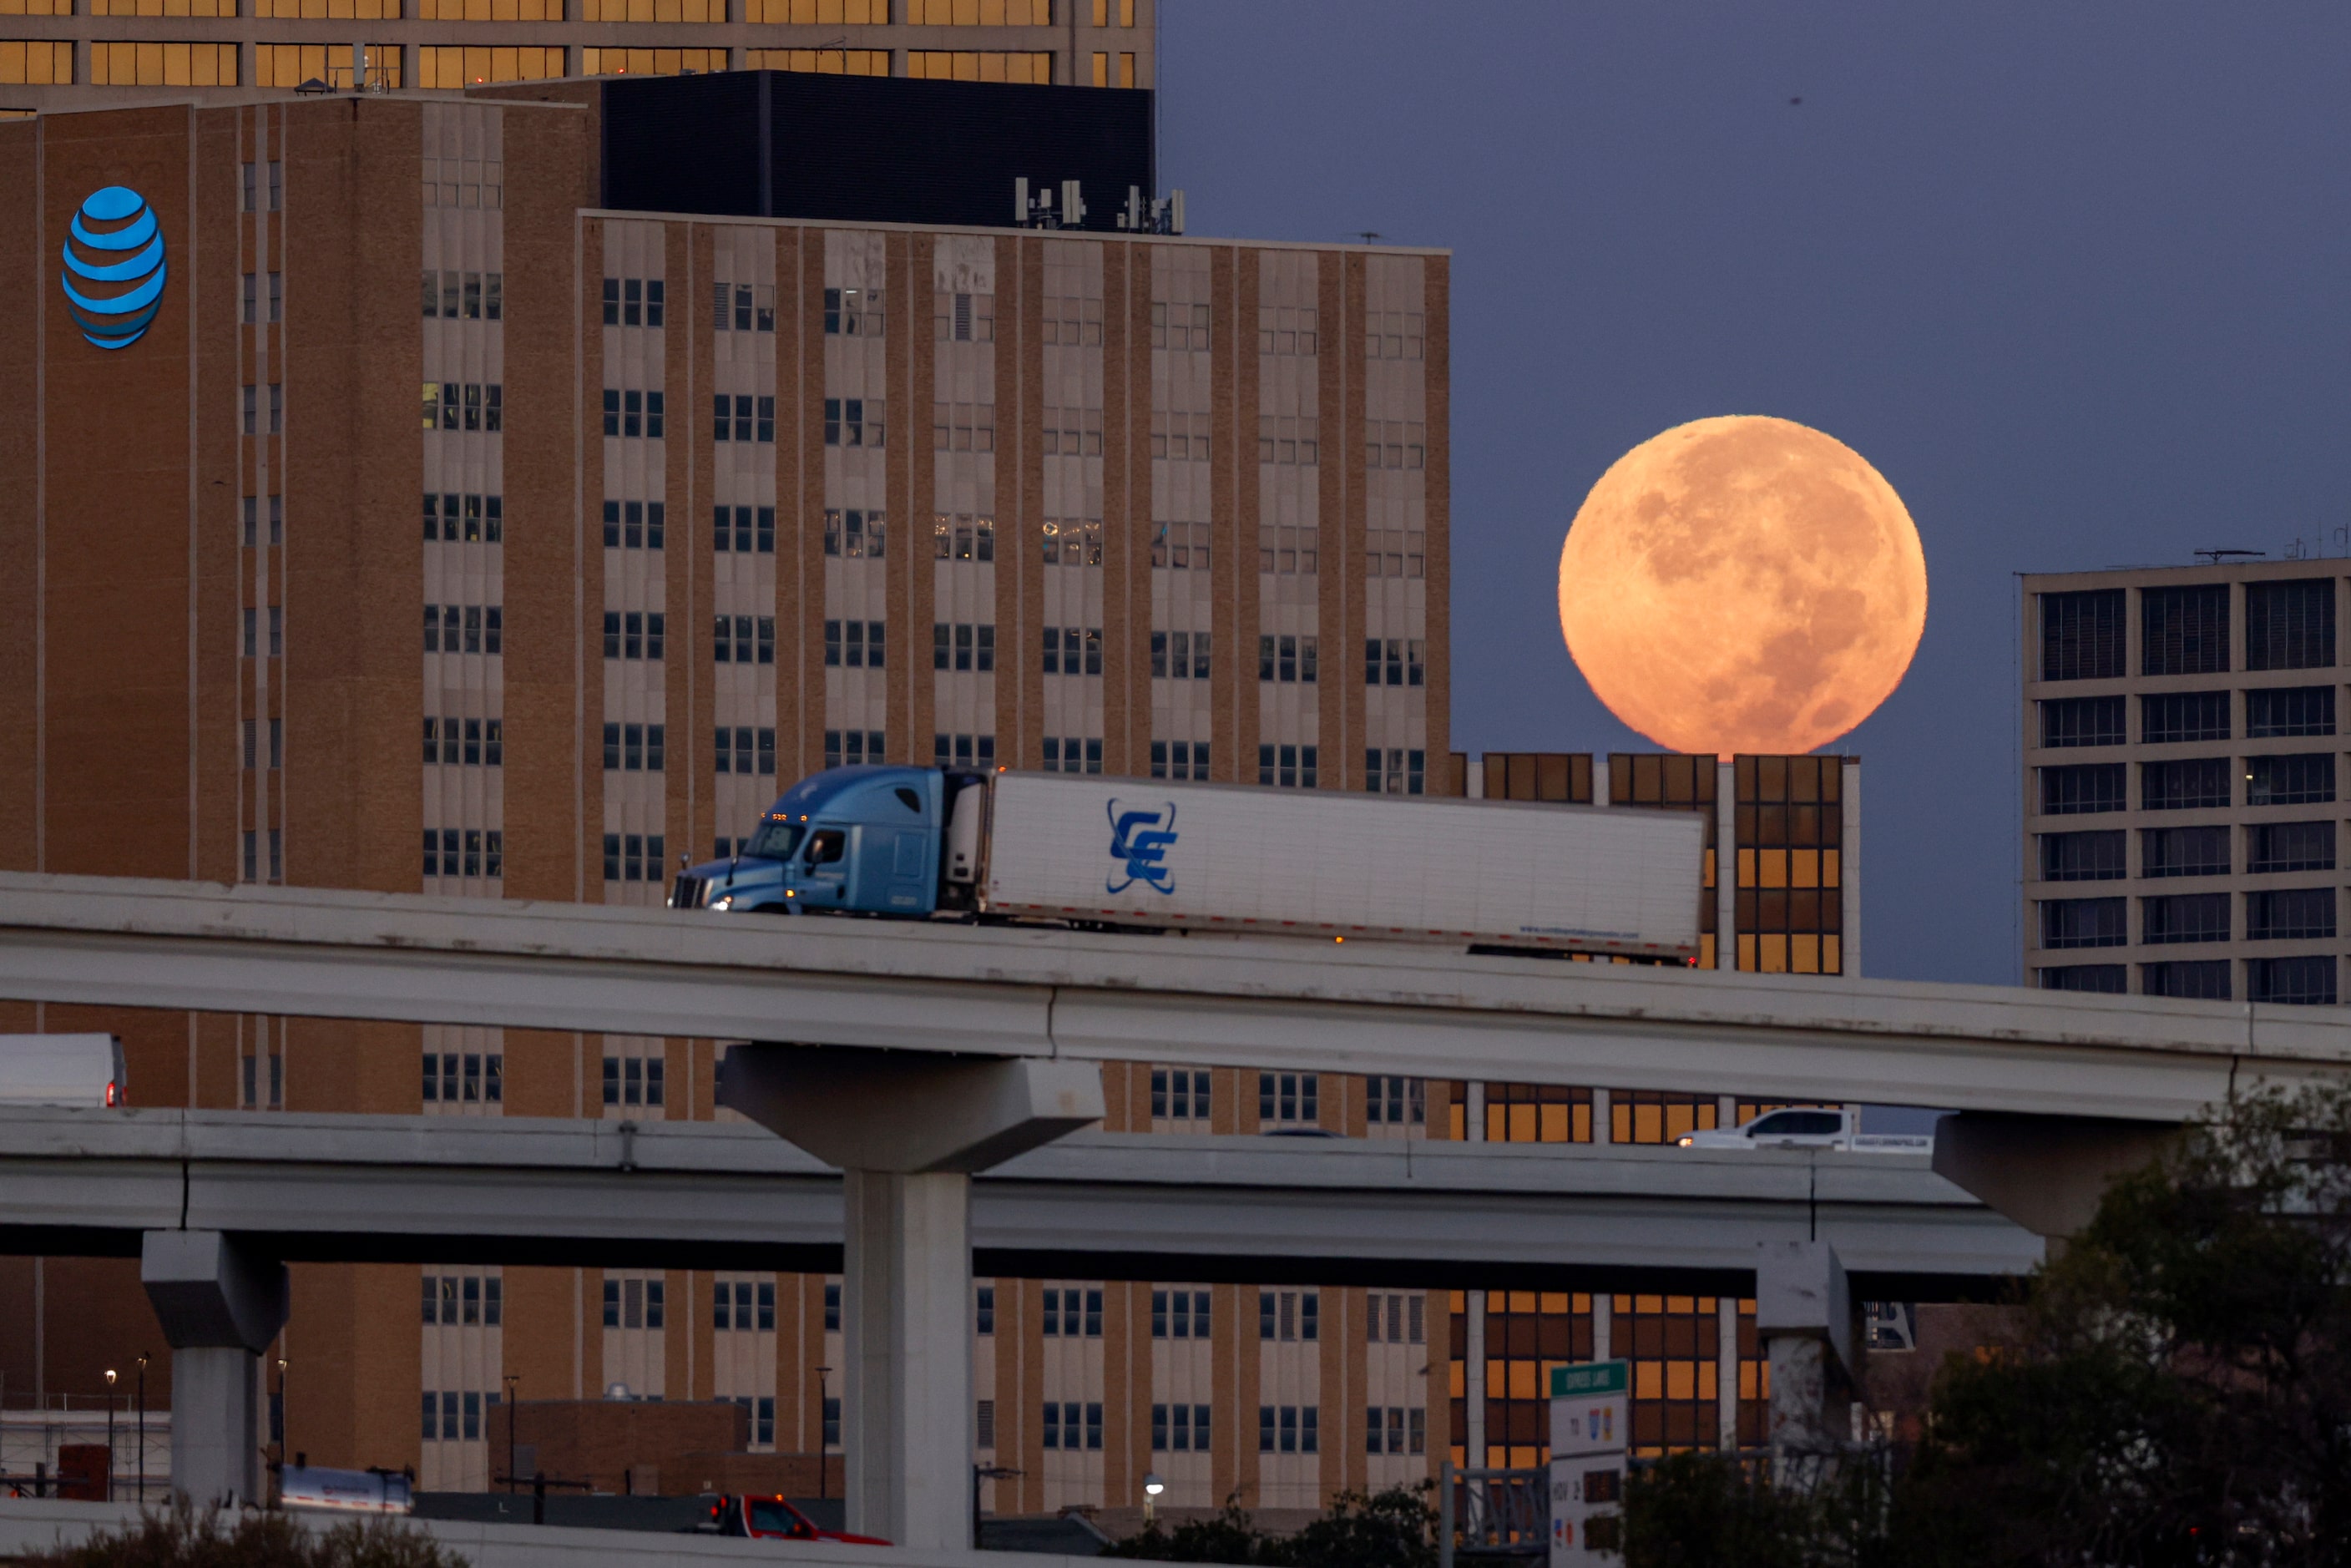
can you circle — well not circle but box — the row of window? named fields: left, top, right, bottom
left=937, top=402, right=996, bottom=452
left=716, top=615, right=776, bottom=665
left=935, top=515, right=994, bottom=561
left=601, top=276, right=664, bottom=328
left=604, top=1052, right=665, bottom=1107
left=603, top=1275, right=665, bottom=1329
left=604, top=832, right=667, bottom=883
left=2040, top=822, right=2333, bottom=882
left=602, top=721, right=665, bottom=772
left=425, top=716, right=503, bottom=766
left=422, top=1272, right=503, bottom=1326
left=717, top=727, right=777, bottom=776
left=243, top=495, right=283, bottom=548
left=422, top=1390, right=498, bottom=1444
left=422, top=827, right=502, bottom=878
left=715, top=394, right=777, bottom=443
left=427, top=492, right=503, bottom=543
left=2040, top=688, right=2335, bottom=747
left=2040, top=580, right=2335, bottom=681
left=1260, top=744, right=1319, bottom=789
left=715, top=1280, right=776, bottom=1333
left=2040, top=888, right=2338, bottom=948
left=934, top=622, right=995, bottom=671
left=425, top=270, right=504, bottom=321
left=1260, top=635, right=1319, bottom=684
left=1042, top=625, right=1100, bottom=675
left=2042, top=955, right=2337, bottom=1005
left=240, top=829, right=282, bottom=884
left=824, top=619, right=885, bottom=667
left=422, top=1050, right=500, bottom=1105
left=825, top=397, right=884, bottom=447
left=1366, top=639, right=1426, bottom=687
left=603, top=388, right=665, bottom=439
left=935, top=733, right=997, bottom=770
left=1367, top=1407, right=1428, bottom=1454
left=1367, top=750, right=1428, bottom=797
left=603, top=610, right=666, bottom=660
left=243, top=382, right=282, bottom=435
left=2040, top=755, right=2335, bottom=814
left=422, top=382, right=502, bottom=432
left=241, top=271, right=281, bottom=325
left=1153, top=740, right=1208, bottom=781
left=716, top=281, right=777, bottom=334
left=1044, top=736, right=1101, bottom=774
left=426, top=604, right=503, bottom=655
left=824, top=286, right=885, bottom=337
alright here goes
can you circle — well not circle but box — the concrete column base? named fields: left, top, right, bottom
left=140, top=1231, right=286, bottom=1509
left=844, top=1169, right=972, bottom=1550
left=169, top=1347, right=263, bottom=1507
left=1755, top=1241, right=1853, bottom=1473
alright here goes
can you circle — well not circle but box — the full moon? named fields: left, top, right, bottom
left=1557, top=416, right=1927, bottom=758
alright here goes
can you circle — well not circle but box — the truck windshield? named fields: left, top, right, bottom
left=741, top=820, right=805, bottom=862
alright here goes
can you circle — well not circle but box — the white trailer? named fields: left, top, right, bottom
left=0, top=1033, right=126, bottom=1106
left=968, top=772, right=1705, bottom=959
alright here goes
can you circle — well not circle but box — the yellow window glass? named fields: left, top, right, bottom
left=744, top=48, right=887, bottom=75
left=1089, top=48, right=1102, bottom=86
left=754, top=0, right=883, bottom=18
left=910, top=0, right=1048, bottom=20
left=255, top=43, right=402, bottom=87
left=1118, top=49, right=1131, bottom=87
left=414, top=43, right=564, bottom=87
left=89, top=0, right=235, bottom=13
left=0, top=0, right=72, bottom=15
left=580, top=46, right=725, bottom=77
left=906, top=49, right=1049, bottom=82
left=579, top=0, right=720, bottom=20
left=254, top=0, right=400, bottom=14
left=90, top=40, right=239, bottom=83
left=0, top=38, right=70, bottom=80
left=416, top=0, right=564, bottom=19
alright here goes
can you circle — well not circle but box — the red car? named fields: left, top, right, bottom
left=707, top=1494, right=891, bottom=1546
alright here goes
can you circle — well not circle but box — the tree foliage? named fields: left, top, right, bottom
left=20, top=1503, right=465, bottom=1568
left=1104, top=1485, right=1435, bottom=1566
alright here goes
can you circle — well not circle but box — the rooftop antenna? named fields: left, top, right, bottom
left=1356, top=230, right=1383, bottom=245
left=2193, top=548, right=2267, bottom=564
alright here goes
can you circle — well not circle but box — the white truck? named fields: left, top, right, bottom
left=671, top=764, right=1708, bottom=960
left=1677, top=1106, right=1932, bottom=1154
left=0, top=1033, right=124, bottom=1107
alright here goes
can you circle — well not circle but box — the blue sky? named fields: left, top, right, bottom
left=1160, top=1, right=2351, bottom=984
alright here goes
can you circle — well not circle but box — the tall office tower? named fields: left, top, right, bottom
left=0, top=79, right=1449, bottom=1515
left=2022, top=560, right=2343, bottom=1004
left=1446, top=751, right=1863, bottom=1464
left=0, top=0, right=1149, bottom=114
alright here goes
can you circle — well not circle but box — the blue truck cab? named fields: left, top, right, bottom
left=670, top=765, right=973, bottom=916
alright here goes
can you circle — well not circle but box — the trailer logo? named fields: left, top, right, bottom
left=1106, top=800, right=1178, bottom=895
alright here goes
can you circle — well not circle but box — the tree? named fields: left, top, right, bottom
left=19, top=1502, right=465, bottom=1568
left=1104, top=1485, right=1435, bottom=1566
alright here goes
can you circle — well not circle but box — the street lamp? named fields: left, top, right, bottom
left=814, top=1367, right=832, bottom=1503
left=103, top=1370, right=117, bottom=1502
left=134, top=1355, right=149, bottom=1505
left=503, top=1374, right=520, bottom=1495
left=1143, top=1471, right=1165, bottom=1525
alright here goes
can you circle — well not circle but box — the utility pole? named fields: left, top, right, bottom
left=134, top=1355, right=148, bottom=1504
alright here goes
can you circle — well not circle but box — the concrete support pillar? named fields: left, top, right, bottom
left=1933, top=1112, right=2175, bottom=1239
left=843, top=1170, right=973, bottom=1549
left=1754, top=1241, right=1852, bottom=1465
left=140, top=1231, right=287, bottom=1508
left=721, top=1044, right=1103, bottom=1548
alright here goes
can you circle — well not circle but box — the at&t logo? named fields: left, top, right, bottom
left=63, top=186, right=167, bottom=350
left=1105, top=799, right=1178, bottom=895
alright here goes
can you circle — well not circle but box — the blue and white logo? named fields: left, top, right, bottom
left=1106, top=799, right=1178, bottom=895
left=62, top=186, right=167, bottom=350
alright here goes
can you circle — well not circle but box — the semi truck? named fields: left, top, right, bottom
left=670, top=766, right=1706, bottom=959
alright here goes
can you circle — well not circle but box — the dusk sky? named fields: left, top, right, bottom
left=1160, top=2, right=2351, bottom=987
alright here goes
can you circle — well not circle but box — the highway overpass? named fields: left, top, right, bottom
left=0, top=1105, right=2037, bottom=1297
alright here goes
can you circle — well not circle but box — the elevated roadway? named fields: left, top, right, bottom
left=0, top=872, right=2343, bottom=1120
left=0, top=1106, right=2035, bottom=1297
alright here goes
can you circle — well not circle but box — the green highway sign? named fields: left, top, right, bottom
left=1550, top=1359, right=1630, bottom=1399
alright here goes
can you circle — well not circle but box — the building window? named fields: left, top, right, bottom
left=2039, top=898, right=2126, bottom=950
left=600, top=276, right=665, bottom=327
left=600, top=1274, right=665, bottom=1330
left=1151, top=1404, right=1212, bottom=1454
left=1150, top=301, right=1211, bottom=350
left=2142, top=893, right=2230, bottom=945
left=2248, top=821, right=2334, bottom=874
left=2139, top=826, right=2226, bottom=878
left=2142, top=584, right=2230, bottom=676
left=1366, top=1076, right=1425, bottom=1126
left=976, top=1286, right=995, bottom=1337
left=2245, top=579, right=2334, bottom=670
left=713, top=505, right=775, bottom=554
left=426, top=604, right=503, bottom=655
left=934, top=290, right=996, bottom=341
left=240, top=829, right=284, bottom=885
left=579, top=45, right=728, bottom=74
left=427, top=493, right=505, bottom=543
left=824, top=731, right=884, bottom=769
left=414, top=45, right=562, bottom=92
left=90, top=40, right=237, bottom=83
left=2038, top=830, right=2125, bottom=882
left=244, top=495, right=286, bottom=547
left=823, top=508, right=886, bottom=558
left=2247, top=753, right=2335, bottom=807
left=2038, top=762, right=2126, bottom=816
left=712, top=281, right=776, bottom=332
left=1150, top=521, right=1211, bottom=569
left=1041, top=736, right=1102, bottom=775
left=932, top=734, right=998, bottom=770
left=601, top=1051, right=667, bottom=1107
left=1257, top=1290, right=1318, bottom=1343
left=1039, top=1287, right=1102, bottom=1338
left=240, top=607, right=285, bottom=658
left=239, top=159, right=284, bottom=211
left=1256, top=745, right=1318, bottom=788
left=1256, top=1405, right=1318, bottom=1454
left=427, top=270, right=505, bottom=321
left=932, top=401, right=997, bottom=452
left=822, top=397, right=884, bottom=446
left=2039, top=964, right=2126, bottom=994
left=715, top=727, right=778, bottom=777
left=2038, top=695, right=2125, bottom=748
left=601, top=500, right=666, bottom=549
left=424, top=716, right=504, bottom=767
left=1365, top=310, right=1425, bottom=360
left=823, top=620, right=885, bottom=668
left=2251, top=955, right=2337, bottom=1006
left=932, top=622, right=997, bottom=672
left=1362, top=638, right=1425, bottom=688
left=1146, top=409, right=1206, bottom=461
left=422, top=382, right=501, bottom=432
left=2141, top=757, right=2230, bottom=811
left=1043, top=518, right=1105, bottom=566
left=241, top=383, right=283, bottom=435
left=241, top=271, right=283, bottom=324
left=1258, top=635, right=1318, bottom=684
left=1150, top=1288, right=1211, bottom=1339
left=2246, top=685, right=2335, bottom=738
left=1484, top=1084, right=1596, bottom=1143
left=1150, top=741, right=1210, bottom=781
left=1366, top=750, right=1427, bottom=797
left=824, top=1282, right=841, bottom=1332
left=2140, top=691, right=2230, bottom=744
left=599, top=721, right=666, bottom=773
left=822, top=286, right=885, bottom=336
left=422, top=1051, right=503, bottom=1106
left=422, top=828, right=503, bottom=880
left=1041, top=626, right=1103, bottom=676
left=1364, top=420, right=1427, bottom=470
left=1148, top=630, right=1211, bottom=680
left=600, top=610, right=666, bottom=660
left=600, top=833, right=667, bottom=883
left=715, top=615, right=777, bottom=665
left=1258, top=1072, right=1318, bottom=1129
left=1368, top=1292, right=1425, bottom=1345
left=2247, top=887, right=2334, bottom=943
left=2146, top=959, right=2235, bottom=998
left=931, top=513, right=997, bottom=562
left=907, top=49, right=1050, bottom=82
left=2040, top=589, right=2126, bottom=681
left=0, top=38, right=68, bottom=83
left=713, top=393, right=776, bottom=444
left=1151, top=1069, right=1211, bottom=1124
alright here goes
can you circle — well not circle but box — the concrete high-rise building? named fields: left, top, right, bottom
left=0, top=79, right=1449, bottom=1518
left=0, top=0, right=1150, bottom=115
left=2022, top=559, right=2344, bottom=1004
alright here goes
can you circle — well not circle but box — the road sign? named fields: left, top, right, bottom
left=1550, top=1359, right=1627, bottom=1566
